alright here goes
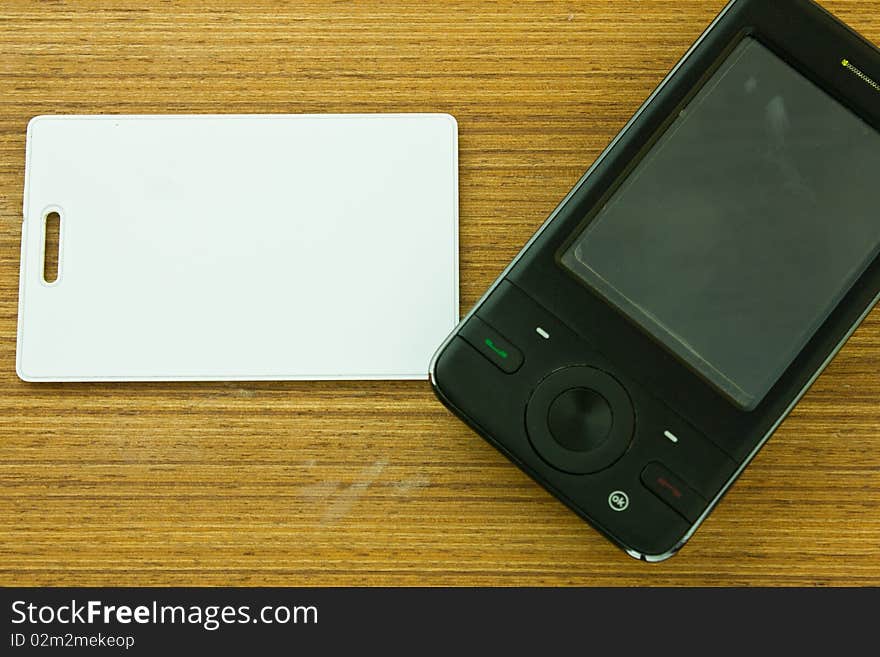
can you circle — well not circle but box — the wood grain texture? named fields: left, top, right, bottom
left=1, top=0, right=879, bottom=586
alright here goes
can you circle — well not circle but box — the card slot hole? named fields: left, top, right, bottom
left=42, top=211, right=61, bottom=284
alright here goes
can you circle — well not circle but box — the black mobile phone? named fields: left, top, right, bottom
left=430, top=0, right=880, bottom=560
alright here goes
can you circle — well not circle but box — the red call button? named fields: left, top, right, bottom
left=656, top=476, right=683, bottom=499
left=640, top=462, right=707, bottom=523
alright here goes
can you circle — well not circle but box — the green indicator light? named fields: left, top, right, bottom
left=485, top=338, right=509, bottom=359
left=840, top=57, right=880, bottom=92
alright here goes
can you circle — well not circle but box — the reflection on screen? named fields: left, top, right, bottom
left=561, top=38, right=880, bottom=409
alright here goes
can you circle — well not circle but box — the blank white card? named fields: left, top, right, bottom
left=17, top=114, right=459, bottom=381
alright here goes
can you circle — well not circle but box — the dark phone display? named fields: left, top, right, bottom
left=561, top=37, right=880, bottom=410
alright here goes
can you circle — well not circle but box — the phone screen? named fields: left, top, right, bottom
left=561, top=37, right=880, bottom=410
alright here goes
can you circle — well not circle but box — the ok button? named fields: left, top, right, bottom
left=526, top=366, right=635, bottom=474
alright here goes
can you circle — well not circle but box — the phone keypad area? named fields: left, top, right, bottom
left=433, top=280, right=737, bottom=558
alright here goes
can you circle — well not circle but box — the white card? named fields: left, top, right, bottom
left=17, top=114, right=458, bottom=381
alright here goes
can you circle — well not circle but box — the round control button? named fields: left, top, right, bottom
left=547, top=388, right=613, bottom=452
left=526, top=366, right=634, bottom=474
left=608, top=490, right=630, bottom=512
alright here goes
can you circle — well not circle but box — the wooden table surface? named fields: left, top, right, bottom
left=1, top=0, right=878, bottom=586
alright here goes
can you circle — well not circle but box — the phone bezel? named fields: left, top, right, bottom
left=429, top=0, right=880, bottom=559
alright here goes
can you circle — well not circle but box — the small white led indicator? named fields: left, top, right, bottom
left=664, top=430, right=679, bottom=444
left=536, top=327, right=550, bottom=339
